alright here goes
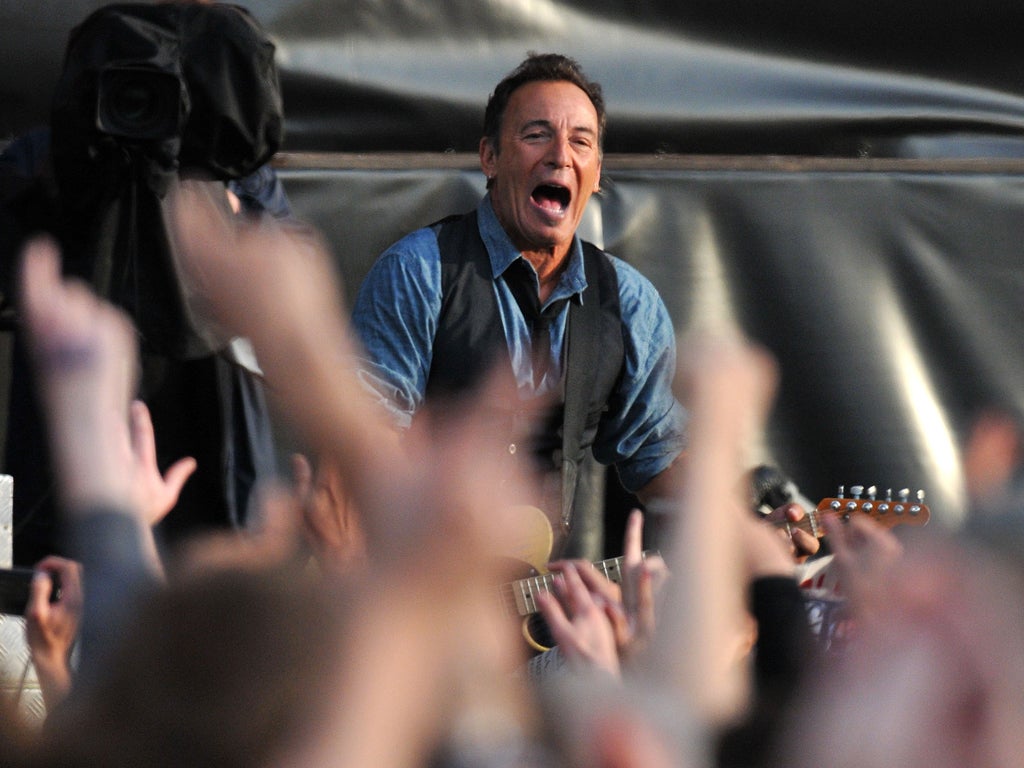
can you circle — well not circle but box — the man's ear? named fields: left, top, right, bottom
left=479, top=136, right=497, bottom=178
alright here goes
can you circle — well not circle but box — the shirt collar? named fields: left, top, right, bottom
left=478, top=194, right=588, bottom=301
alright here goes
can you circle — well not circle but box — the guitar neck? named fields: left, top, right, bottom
left=500, top=552, right=642, bottom=618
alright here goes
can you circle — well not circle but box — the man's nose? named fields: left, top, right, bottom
left=545, top=134, right=572, bottom=166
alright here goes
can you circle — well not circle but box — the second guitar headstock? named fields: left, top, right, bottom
left=816, top=484, right=930, bottom=530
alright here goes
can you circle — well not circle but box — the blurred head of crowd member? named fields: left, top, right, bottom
left=42, top=566, right=351, bottom=768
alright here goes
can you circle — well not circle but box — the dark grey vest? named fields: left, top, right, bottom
left=425, top=210, right=624, bottom=557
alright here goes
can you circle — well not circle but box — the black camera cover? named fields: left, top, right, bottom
left=51, top=2, right=283, bottom=206
left=39, top=2, right=284, bottom=359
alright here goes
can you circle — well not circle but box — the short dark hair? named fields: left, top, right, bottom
left=482, top=53, right=606, bottom=152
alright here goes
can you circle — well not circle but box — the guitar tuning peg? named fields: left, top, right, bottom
left=898, top=488, right=910, bottom=502
left=916, top=489, right=926, bottom=503
left=885, top=487, right=893, bottom=501
left=850, top=485, right=864, bottom=499
left=867, top=485, right=877, bottom=500
left=837, top=485, right=845, bottom=499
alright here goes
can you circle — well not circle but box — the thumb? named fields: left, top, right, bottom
left=26, top=570, right=55, bottom=616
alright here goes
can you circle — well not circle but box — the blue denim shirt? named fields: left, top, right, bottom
left=352, top=195, right=686, bottom=492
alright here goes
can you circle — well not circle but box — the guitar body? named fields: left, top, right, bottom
left=502, top=505, right=554, bottom=578
left=522, top=614, right=557, bottom=653
left=496, top=506, right=559, bottom=652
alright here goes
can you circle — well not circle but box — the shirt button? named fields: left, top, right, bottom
left=508, top=443, right=517, bottom=455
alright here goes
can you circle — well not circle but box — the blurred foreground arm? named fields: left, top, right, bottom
left=19, top=239, right=162, bottom=684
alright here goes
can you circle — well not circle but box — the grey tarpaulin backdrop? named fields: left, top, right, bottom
left=7, top=0, right=1024, bottom=531
left=8, top=1, right=1024, bottom=155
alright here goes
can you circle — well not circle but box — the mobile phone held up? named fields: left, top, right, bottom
left=0, top=568, right=61, bottom=616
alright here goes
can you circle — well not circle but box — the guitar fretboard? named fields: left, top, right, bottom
left=500, top=553, right=643, bottom=617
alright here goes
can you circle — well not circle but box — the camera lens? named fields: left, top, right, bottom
left=112, top=81, right=160, bottom=125
left=96, top=65, right=184, bottom=141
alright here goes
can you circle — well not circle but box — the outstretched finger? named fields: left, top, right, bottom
left=637, top=563, right=658, bottom=627
left=159, top=458, right=198, bottom=516
left=20, top=238, right=63, bottom=341
left=557, top=562, right=598, bottom=618
left=129, top=400, right=158, bottom=471
left=129, top=400, right=197, bottom=525
left=621, top=508, right=645, bottom=617
left=25, top=570, right=56, bottom=620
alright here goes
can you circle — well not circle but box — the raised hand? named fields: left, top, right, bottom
left=19, top=238, right=139, bottom=514
left=618, top=508, right=669, bottom=663
left=292, top=452, right=368, bottom=575
left=820, top=511, right=903, bottom=625
left=647, top=333, right=780, bottom=726
left=127, top=400, right=196, bottom=528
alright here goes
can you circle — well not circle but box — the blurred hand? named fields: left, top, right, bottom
left=821, top=512, right=903, bottom=623
left=20, top=238, right=138, bottom=512
left=127, top=400, right=196, bottom=527
left=293, top=453, right=367, bottom=575
left=764, top=501, right=820, bottom=562
left=537, top=562, right=622, bottom=678
left=616, top=509, right=669, bottom=664
left=25, top=556, right=83, bottom=711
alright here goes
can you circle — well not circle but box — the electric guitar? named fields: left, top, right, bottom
left=502, top=485, right=929, bottom=652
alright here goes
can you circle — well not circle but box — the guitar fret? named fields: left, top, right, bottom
left=528, top=576, right=540, bottom=613
left=528, top=574, right=548, bottom=614
left=526, top=576, right=539, bottom=613
left=516, top=579, right=530, bottom=615
left=807, top=509, right=819, bottom=537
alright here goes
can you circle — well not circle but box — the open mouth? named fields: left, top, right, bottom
left=531, top=183, right=571, bottom=214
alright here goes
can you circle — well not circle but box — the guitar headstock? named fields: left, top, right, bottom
left=816, top=485, right=930, bottom=530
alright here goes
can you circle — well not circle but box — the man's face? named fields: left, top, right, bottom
left=480, top=80, right=602, bottom=258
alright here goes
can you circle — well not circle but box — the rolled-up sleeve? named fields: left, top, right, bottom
left=351, top=228, right=442, bottom=428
